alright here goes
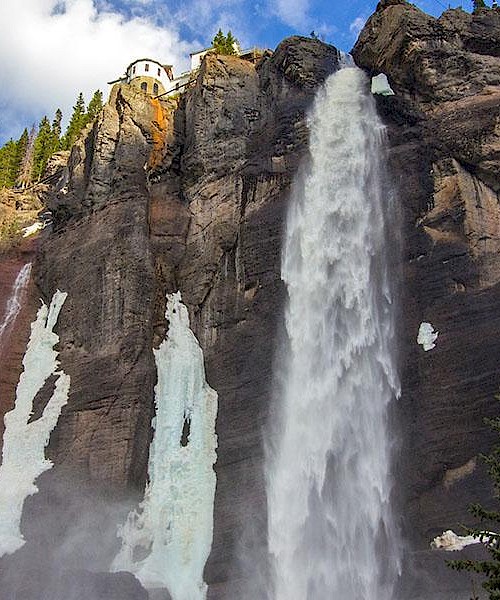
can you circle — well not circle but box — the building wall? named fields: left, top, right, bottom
left=130, top=76, right=166, bottom=97
left=127, top=60, right=172, bottom=92
left=190, top=50, right=212, bottom=71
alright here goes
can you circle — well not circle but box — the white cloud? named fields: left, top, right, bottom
left=271, top=0, right=311, bottom=30
left=349, top=16, right=366, bottom=38
left=173, top=0, right=251, bottom=48
left=0, top=0, right=192, bottom=141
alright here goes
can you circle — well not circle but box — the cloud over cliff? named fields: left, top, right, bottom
left=0, top=0, right=191, bottom=142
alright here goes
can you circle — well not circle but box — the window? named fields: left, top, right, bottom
left=145, top=63, right=149, bottom=72
left=153, top=83, right=159, bottom=95
left=157, top=67, right=161, bottom=77
left=132, top=66, right=136, bottom=74
left=141, top=82, right=147, bottom=92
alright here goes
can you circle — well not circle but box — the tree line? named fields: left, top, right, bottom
left=0, top=90, right=103, bottom=189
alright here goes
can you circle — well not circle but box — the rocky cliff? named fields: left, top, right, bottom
left=1, top=3, right=500, bottom=598
left=353, top=1, right=500, bottom=596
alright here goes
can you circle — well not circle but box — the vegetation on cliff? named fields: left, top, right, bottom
left=449, top=413, right=500, bottom=598
left=0, top=90, right=103, bottom=189
left=211, top=29, right=239, bottom=55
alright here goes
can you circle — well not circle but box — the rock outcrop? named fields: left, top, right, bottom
left=353, top=2, right=500, bottom=597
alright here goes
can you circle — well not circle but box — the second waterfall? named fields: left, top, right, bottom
left=266, top=66, right=401, bottom=599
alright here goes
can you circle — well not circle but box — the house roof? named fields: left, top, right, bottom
left=189, top=47, right=213, bottom=57
left=125, top=58, right=172, bottom=73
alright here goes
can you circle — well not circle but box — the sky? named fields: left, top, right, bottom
left=0, top=0, right=478, bottom=146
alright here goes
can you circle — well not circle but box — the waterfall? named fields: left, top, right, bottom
left=266, top=66, right=401, bottom=600
left=0, top=263, right=32, bottom=345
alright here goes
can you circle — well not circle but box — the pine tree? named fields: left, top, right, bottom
left=50, top=108, right=62, bottom=155
left=473, top=0, right=487, bottom=11
left=13, top=129, right=29, bottom=185
left=18, top=125, right=36, bottom=188
left=0, top=140, right=17, bottom=187
left=212, top=29, right=226, bottom=53
left=225, top=31, right=238, bottom=55
left=85, top=90, right=103, bottom=124
left=0, top=129, right=30, bottom=188
left=32, top=117, right=52, bottom=181
left=62, top=92, right=86, bottom=150
left=449, top=412, right=500, bottom=598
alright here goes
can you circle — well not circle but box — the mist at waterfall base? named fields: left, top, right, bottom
left=0, top=475, right=147, bottom=600
left=0, top=283, right=145, bottom=600
left=264, top=65, right=403, bottom=600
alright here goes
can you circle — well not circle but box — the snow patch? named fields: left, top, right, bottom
left=21, top=221, right=45, bottom=238
left=112, top=291, right=218, bottom=600
left=371, top=73, right=395, bottom=96
left=417, top=322, right=438, bottom=351
left=432, top=530, right=485, bottom=551
left=0, top=290, right=69, bottom=557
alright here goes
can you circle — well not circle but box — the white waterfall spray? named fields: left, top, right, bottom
left=112, top=292, right=218, bottom=600
left=0, top=263, right=32, bottom=345
left=266, top=66, right=401, bottom=600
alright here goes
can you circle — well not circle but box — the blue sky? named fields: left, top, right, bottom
left=0, top=0, right=477, bottom=146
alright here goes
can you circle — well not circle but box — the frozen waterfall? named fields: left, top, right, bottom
left=266, top=66, right=401, bottom=599
left=0, top=263, right=32, bottom=346
left=112, top=292, right=218, bottom=600
left=0, top=290, right=70, bottom=557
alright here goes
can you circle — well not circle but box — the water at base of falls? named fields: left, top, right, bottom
left=266, top=66, right=401, bottom=600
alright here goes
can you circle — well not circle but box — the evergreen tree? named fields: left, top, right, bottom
left=0, top=140, right=18, bottom=187
left=85, top=90, right=103, bottom=124
left=62, top=92, right=86, bottom=150
left=449, top=412, right=500, bottom=598
left=50, top=108, right=62, bottom=154
left=225, top=31, right=238, bottom=55
left=32, top=116, right=52, bottom=181
left=13, top=129, right=29, bottom=185
left=473, top=0, right=487, bottom=11
left=212, top=29, right=240, bottom=55
left=212, top=29, right=226, bottom=53
left=18, top=125, right=36, bottom=188
left=0, top=129, right=30, bottom=188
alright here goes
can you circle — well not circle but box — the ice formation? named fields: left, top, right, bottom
left=371, top=73, right=395, bottom=96
left=417, top=322, right=439, bottom=351
left=0, top=290, right=69, bottom=557
left=267, top=66, right=401, bottom=600
left=432, top=529, right=485, bottom=551
left=112, top=292, right=218, bottom=600
left=0, top=262, right=32, bottom=345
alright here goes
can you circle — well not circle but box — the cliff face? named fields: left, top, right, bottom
left=0, top=38, right=339, bottom=598
left=353, top=1, right=500, bottom=595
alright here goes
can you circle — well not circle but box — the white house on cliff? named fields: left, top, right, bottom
left=109, top=47, right=265, bottom=99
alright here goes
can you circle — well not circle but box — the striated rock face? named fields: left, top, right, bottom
left=353, top=3, right=500, bottom=597
left=0, top=37, right=340, bottom=598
